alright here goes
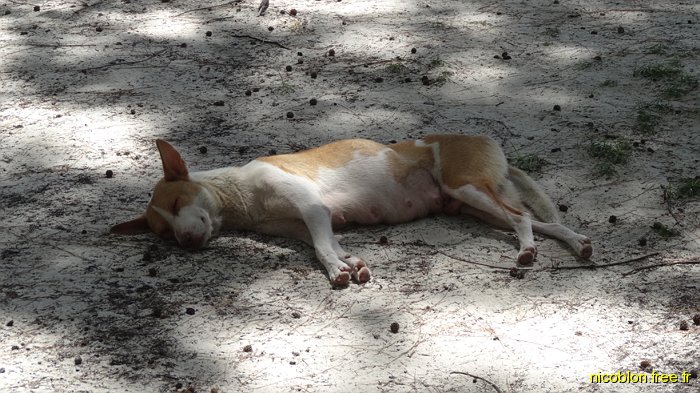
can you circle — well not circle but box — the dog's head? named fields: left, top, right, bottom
left=111, top=140, right=218, bottom=249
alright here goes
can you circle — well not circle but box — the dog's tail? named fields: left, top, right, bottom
left=508, top=166, right=560, bottom=223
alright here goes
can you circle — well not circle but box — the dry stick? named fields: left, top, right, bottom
left=436, top=251, right=513, bottom=270
left=82, top=49, right=168, bottom=71
left=174, top=1, right=239, bottom=17
left=622, top=259, right=700, bottom=276
left=439, top=251, right=662, bottom=271
left=450, top=371, right=504, bottom=393
left=550, top=252, right=660, bottom=270
left=231, top=34, right=289, bottom=50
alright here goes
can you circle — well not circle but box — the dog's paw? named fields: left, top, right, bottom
left=341, top=255, right=371, bottom=283
left=353, top=260, right=371, bottom=283
left=331, top=271, right=351, bottom=288
left=577, top=238, right=593, bottom=259
left=517, top=246, right=537, bottom=266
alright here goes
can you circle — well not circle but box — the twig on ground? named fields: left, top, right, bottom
left=550, top=252, right=660, bottom=270
left=450, top=371, right=504, bottom=393
left=174, top=1, right=239, bottom=17
left=622, top=258, right=700, bottom=276
left=81, top=49, right=168, bottom=71
left=436, top=251, right=513, bottom=270
left=440, top=250, right=663, bottom=273
left=231, top=34, right=289, bottom=50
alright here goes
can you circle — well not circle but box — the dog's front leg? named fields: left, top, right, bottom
left=297, top=203, right=371, bottom=286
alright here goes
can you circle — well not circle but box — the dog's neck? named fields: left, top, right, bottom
left=190, top=167, right=257, bottom=231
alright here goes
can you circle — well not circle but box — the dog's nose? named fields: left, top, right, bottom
left=178, top=233, right=204, bottom=249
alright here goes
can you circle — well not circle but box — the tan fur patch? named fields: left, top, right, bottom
left=387, top=140, right=435, bottom=183
left=421, top=135, right=508, bottom=190
left=145, top=179, right=203, bottom=235
left=258, top=139, right=387, bottom=180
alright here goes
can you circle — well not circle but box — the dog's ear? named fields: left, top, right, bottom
left=156, top=139, right=189, bottom=181
left=110, top=216, right=150, bottom=234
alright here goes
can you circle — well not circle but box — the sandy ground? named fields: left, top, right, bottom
left=1, top=0, right=699, bottom=392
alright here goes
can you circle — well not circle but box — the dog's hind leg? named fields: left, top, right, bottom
left=444, top=183, right=537, bottom=265
left=530, top=221, right=593, bottom=259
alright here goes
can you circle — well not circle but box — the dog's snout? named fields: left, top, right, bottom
left=178, top=232, right=205, bottom=249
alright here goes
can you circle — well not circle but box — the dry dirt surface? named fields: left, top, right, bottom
left=1, top=0, right=699, bottom=392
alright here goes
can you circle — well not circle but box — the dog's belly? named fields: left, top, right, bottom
left=318, top=165, right=444, bottom=227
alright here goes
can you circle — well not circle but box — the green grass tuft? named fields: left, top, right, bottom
left=633, top=59, right=682, bottom=78
left=385, top=63, right=407, bottom=74
left=668, top=178, right=700, bottom=199
left=512, top=154, right=548, bottom=172
left=588, top=139, right=631, bottom=178
left=651, top=222, right=680, bottom=238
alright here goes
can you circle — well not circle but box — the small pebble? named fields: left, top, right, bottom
left=175, top=383, right=183, bottom=389
left=379, top=236, right=388, bottom=244
left=553, top=104, right=561, bottom=111
left=0, top=368, right=4, bottom=373
left=286, top=111, right=294, bottom=119
left=328, top=49, right=335, bottom=57
left=309, top=98, right=317, bottom=105
left=289, top=9, right=297, bottom=16
left=74, top=356, right=82, bottom=366
left=608, top=215, right=617, bottom=223
left=96, top=26, right=103, bottom=32
left=558, top=204, right=568, bottom=212
left=421, top=75, right=430, bottom=85
left=268, top=26, right=274, bottom=32
left=245, top=90, right=252, bottom=96
left=199, top=146, right=207, bottom=154
left=205, top=31, right=212, bottom=37
left=374, top=77, right=384, bottom=83
left=186, top=308, right=195, bottom=315
left=693, top=314, right=700, bottom=325
left=680, top=320, right=689, bottom=331
left=310, top=71, right=318, bottom=79
left=252, top=87, right=260, bottom=92
left=130, top=109, right=136, bottom=114
left=297, top=58, right=303, bottom=64
left=638, top=237, right=647, bottom=247
left=590, top=30, right=598, bottom=35
left=105, top=170, right=113, bottom=178
left=297, top=51, right=303, bottom=56
left=148, top=267, right=158, bottom=277
left=640, top=360, right=651, bottom=369
left=34, top=5, right=40, bottom=11
left=617, top=26, right=625, bottom=34
left=411, top=47, right=417, bottom=54
left=501, top=51, right=512, bottom=60
left=285, top=65, right=292, bottom=72
left=268, top=149, right=277, bottom=155
left=6, top=320, right=13, bottom=327
left=243, top=344, right=252, bottom=352
left=213, top=100, right=225, bottom=106
left=291, top=312, right=301, bottom=319
left=390, top=322, right=400, bottom=333
left=180, top=43, right=187, bottom=48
